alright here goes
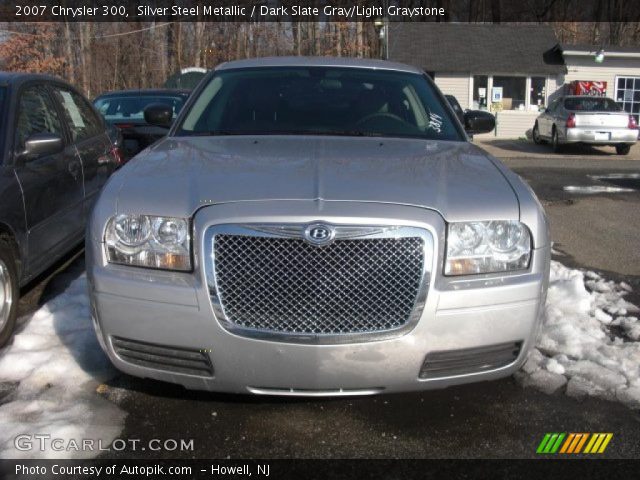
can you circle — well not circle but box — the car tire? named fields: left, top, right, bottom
left=532, top=123, right=544, bottom=144
left=616, top=144, right=631, bottom=155
left=551, top=127, right=563, bottom=153
left=0, top=236, right=18, bottom=348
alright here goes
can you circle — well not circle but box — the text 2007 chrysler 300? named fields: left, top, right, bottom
left=87, top=58, right=550, bottom=396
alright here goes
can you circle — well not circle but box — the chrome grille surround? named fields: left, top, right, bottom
left=204, top=224, right=433, bottom=344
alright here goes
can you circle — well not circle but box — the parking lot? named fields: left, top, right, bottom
left=1, top=141, right=639, bottom=460
left=477, top=138, right=640, bottom=161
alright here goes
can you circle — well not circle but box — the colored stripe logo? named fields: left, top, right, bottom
left=537, top=433, right=613, bottom=454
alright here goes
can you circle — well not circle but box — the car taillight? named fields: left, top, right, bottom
left=566, top=113, right=576, bottom=129
left=110, top=146, right=125, bottom=166
left=629, top=115, right=638, bottom=130
left=114, top=123, right=135, bottom=129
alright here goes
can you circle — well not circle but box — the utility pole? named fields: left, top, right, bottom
left=374, top=0, right=389, bottom=60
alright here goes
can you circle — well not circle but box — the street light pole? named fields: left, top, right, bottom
left=374, top=1, right=389, bottom=60
left=384, top=0, right=389, bottom=60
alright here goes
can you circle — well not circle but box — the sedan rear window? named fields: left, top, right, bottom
left=564, top=97, right=622, bottom=112
left=177, top=67, right=462, bottom=141
left=94, top=95, right=186, bottom=121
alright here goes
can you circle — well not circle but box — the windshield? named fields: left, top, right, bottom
left=94, top=94, right=186, bottom=122
left=564, top=97, right=622, bottom=112
left=176, top=67, right=462, bottom=141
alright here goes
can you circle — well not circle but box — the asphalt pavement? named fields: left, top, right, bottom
left=6, top=144, right=640, bottom=460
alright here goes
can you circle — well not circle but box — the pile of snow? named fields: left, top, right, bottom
left=0, top=275, right=125, bottom=459
left=518, top=261, right=640, bottom=409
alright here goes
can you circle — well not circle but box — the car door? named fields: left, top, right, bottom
left=539, top=99, right=557, bottom=137
left=12, top=83, right=84, bottom=275
left=549, top=99, right=566, bottom=136
left=50, top=85, right=115, bottom=221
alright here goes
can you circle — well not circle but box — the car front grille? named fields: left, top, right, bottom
left=206, top=224, right=431, bottom=343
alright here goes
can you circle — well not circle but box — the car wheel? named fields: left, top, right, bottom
left=616, top=144, right=631, bottom=155
left=532, top=123, right=544, bottom=144
left=551, top=128, right=563, bottom=153
left=0, top=236, right=18, bottom=348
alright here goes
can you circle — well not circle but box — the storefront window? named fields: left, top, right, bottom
left=492, top=76, right=526, bottom=110
left=472, top=75, right=488, bottom=110
left=530, top=77, right=546, bottom=110
left=616, top=76, right=640, bottom=123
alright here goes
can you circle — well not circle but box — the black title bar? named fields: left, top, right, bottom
left=1, top=0, right=639, bottom=22
left=2, top=459, right=640, bottom=480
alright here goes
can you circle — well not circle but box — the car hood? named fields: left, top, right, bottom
left=114, top=136, right=519, bottom=222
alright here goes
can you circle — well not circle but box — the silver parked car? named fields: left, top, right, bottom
left=87, top=57, right=550, bottom=396
left=533, top=95, right=639, bottom=154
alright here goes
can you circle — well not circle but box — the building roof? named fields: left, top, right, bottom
left=388, top=23, right=566, bottom=75
left=216, top=56, right=424, bottom=74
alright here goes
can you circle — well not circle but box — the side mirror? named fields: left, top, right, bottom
left=144, top=103, right=173, bottom=128
left=18, top=133, right=64, bottom=162
left=464, top=110, right=496, bottom=135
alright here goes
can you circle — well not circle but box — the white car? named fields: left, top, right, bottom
left=533, top=95, right=638, bottom=155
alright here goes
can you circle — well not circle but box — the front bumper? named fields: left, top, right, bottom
left=88, top=201, right=550, bottom=395
left=565, top=127, right=638, bottom=144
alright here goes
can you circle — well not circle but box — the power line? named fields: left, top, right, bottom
left=0, top=21, right=174, bottom=41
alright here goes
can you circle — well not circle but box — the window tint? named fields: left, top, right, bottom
left=564, top=97, right=621, bottom=112
left=178, top=67, right=462, bottom=141
left=52, top=87, right=102, bottom=142
left=94, top=95, right=186, bottom=122
left=15, top=85, right=63, bottom=152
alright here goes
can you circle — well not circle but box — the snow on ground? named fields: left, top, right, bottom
left=0, top=275, right=125, bottom=459
left=517, top=261, right=640, bottom=409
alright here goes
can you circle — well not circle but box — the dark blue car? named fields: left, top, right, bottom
left=0, top=72, right=119, bottom=346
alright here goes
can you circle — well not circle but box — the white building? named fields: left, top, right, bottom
left=561, top=44, right=640, bottom=122
left=389, top=23, right=640, bottom=138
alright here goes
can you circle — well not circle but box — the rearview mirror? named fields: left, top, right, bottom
left=464, top=110, right=495, bottom=135
left=144, top=104, right=173, bottom=128
left=18, top=133, right=63, bottom=161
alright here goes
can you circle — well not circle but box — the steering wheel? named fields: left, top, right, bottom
left=354, top=112, right=405, bottom=126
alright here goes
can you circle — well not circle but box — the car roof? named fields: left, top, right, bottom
left=94, top=89, right=191, bottom=99
left=215, top=56, right=425, bottom=75
left=0, top=71, right=70, bottom=88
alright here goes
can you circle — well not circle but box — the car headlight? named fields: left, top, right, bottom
left=105, top=214, right=191, bottom=271
left=445, top=220, right=531, bottom=275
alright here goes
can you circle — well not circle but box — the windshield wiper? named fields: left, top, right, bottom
left=304, top=130, right=384, bottom=137
left=182, top=129, right=389, bottom=137
left=182, top=130, right=246, bottom=136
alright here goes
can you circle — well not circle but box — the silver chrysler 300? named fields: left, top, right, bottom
left=87, top=57, right=550, bottom=396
